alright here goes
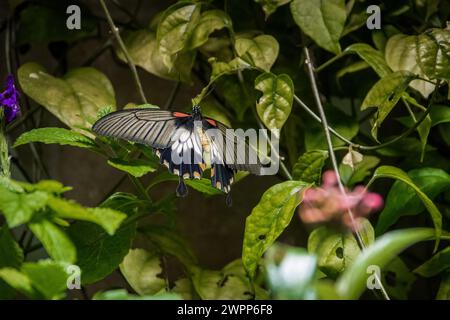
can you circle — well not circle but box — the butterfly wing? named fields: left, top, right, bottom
left=92, top=108, right=184, bottom=149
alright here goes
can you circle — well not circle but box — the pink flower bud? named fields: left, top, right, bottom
left=322, top=170, right=338, bottom=188
left=360, top=192, right=383, bottom=212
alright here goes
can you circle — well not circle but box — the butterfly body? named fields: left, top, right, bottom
left=92, top=106, right=262, bottom=200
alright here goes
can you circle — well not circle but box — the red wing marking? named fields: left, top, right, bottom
left=206, top=118, right=217, bottom=127
left=172, top=112, right=189, bottom=118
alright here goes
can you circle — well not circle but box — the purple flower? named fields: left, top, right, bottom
left=0, top=75, right=20, bottom=123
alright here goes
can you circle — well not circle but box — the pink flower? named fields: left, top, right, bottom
left=298, top=170, right=383, bottom=231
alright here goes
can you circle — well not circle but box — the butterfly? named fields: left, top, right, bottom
left=92, top=106, right=263, bottom=205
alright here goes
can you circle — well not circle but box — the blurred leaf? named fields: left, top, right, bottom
left=254, top=0, right=291, bottom=18
left=149, top=171, right=223, bottom=196
left=120, top=248, right=165, bottom=296
left=199, top=97, right=232, bottom=127
left=21, top=260, right=68, bottom=300
left=343, top=43, right=392, bottom=77
left=290, top=0, right=346, bottom=54
left=235, top=35, right=279, bottom=72
left=47, top=196, right=127, bottom=236
left=0, top=187, right=48, bottom=228
left=436, top=272, right=450, bottom=300
left=0, top=268, right=38, bottom=299
left=342, top=10, right=368, bottom=36
left=209, top=57, right=251, bottom=80
left=187, top=10, right=232, bottom=49
left=430, top=104, right=450, bottom=126
left=382, top=258, right=416, bottom=300
left=339, top=155, right=380, bottom=186
left=14, top=128, right=97, bottom=149
left=68, top=221, right=136, bottom=285
left=361, top=71, right=416, bottom=140
left=414, top=246, right=450, bottom=277
left=336, top=61, right=370, bottom=82
left=266, top=244, right=317, bottom=299
left=140, top=225, right=198, bottom=274
left=255, top=73, right=294, bottom=132
left=107, top=158, right=156, bottom=178
left=17, top=4, right=96, bottom=44
left=337, top=228, right=450, bottom=299
left=416, top=29, right=450, bottom=81
left=308, top=219, right=374, bottom=278
left=172, top=278, right=195, bottom=300
left=375, top=167, right=449, bottom=237
left=292, top=150, right=328, bottom=184
left=0, top=227, right=24, bottom=299
left=93, top=289, right=181, bottom=300
left=18, top=180, right=72, bottom=194
left=29, top=217, right=76, bottom=264
left=18, top=63, right=116, bottom=130
left=119, top=29, right=195, bottom=83
left=242, top=181, right=309, bottom=279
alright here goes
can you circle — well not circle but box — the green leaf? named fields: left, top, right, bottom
left=266, top=244, right=318, bottom=299
left=18, top=179, right=72, bottom=194
left=149, top=171, right=222, bottom=196
left=47, top=196, right=127, bottom=235
left=157, top=2, right=201, bottom=58
left=430, top=104, right=450, bottom=126
left=107, top=158, right=156, bottom=178
left=140, top=225, right=198, bottom=274
left=308, top=220, right=374, bottom=278
left=336, top=61, right=370, bottom=82
left=100, top=192, right=152, bottom=216
left=242, top=181, right=310, bottom=279
left=292, top=150, right=328, bottom=184
left=290, top=0, right=346, bottom=54
left=384, top=31, right=448, bottom=98
left=18, top=63, right=116, bottom=130
left=14, top=128, right=97, bottom=149
left=22, top=260, right=69, bottom=300
left=93, top=289, right=181, bottom=300
left=414, top=247, right=450, bottom=277
left=16, top=3, right=96, bottom=44
left=0, top=187, right=48, bottom=228
left=29, top=218, right=76, bottom=264
left=339, top=155, right=380, bottom=186
left=337, top=228, right=450, bottom=299
left=235, top=35, right=279, bottom=72
left=343, top=43, right=392, bottom=77
left=68, top=221, right=136, bottom=285
left=376, top=168, right=450, bottom=235
left=119, top=248, right=165, bottom=296
left=361, top=71, right=416, bottom=140
left=187, top=10, right=232, bottom=49
left=208, top=57, right=252, bottom=81
left=382, top=258, right=416, bottom=300
left=0, top=227, right=24, bottom=269
left=119, top=29, right=195, bottom=83
left=0, top=268, right=37, bottom=298
left=436, top=272, right=450, bottom=300
left=254, top=73, right=294, bottom=132
left=192, top=260, right=254, bottom=300
left=254, top=0, right=291, bottom=18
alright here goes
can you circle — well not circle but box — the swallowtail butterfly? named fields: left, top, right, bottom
left=92, top=106, right=263, bottom=205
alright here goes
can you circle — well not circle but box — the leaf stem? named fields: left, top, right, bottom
left=303, top=47, right=390, bottom=300
left=99, top=0, right=148, bottom=104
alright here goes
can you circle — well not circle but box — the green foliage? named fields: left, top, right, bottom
left=14, top=128, right=97, bottom=149
left=292, top=150, right=328, bottom=184
left=235, top=35, right=279, bottom=72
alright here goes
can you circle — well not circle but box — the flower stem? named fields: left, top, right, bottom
left=303, top=47, right=390, bottom=300
left=99, top=0, right=148, bottom=104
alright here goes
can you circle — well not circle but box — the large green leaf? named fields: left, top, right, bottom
left=187, top=10, right=232, bottom=49
left=68, top=221, right=136, bottom=285
left=0, top=227, right=24, bottom=299
left=384, top=29, right=450, bottom=98
left=436, top=272, right=450, bottom=300
left=376, top=168, right=450, bottom=235
left=343, top=43, right=392, bottom=77
left=290, top=0, right=346, bottom=54
left=361, top=71, right=416, bottom=140
left=107, top=158, right=156, bottom=178
left=307, top=220, right=374, bottom=279
left=21, top=260, right=69, bottom=300
left=414, top=247, right=450, bottom=277
left=156, top=2, right=201, bottom=60
left=339, top=155, right=380, bottom=186
left=382, top=257, right=416, bottom=300
left=242, top=181, right=309, bottom=279
left=18, top=63, right=116, bottom=130
left=14, top=128, right=97, bottom=149
left=235, top=35, right=279, bottom=72
left=140, top=225, right=198, bottom=274
left=119, top=248, right=165, bottom=296
left=254, top=73, right=294, bottom=132
left=0, top=187, right=48, bottom=228
left=336, top=228, right=450, bottom=299
left=47, top=196, right=127, bottom=235
left=292, top=150, right=328, bottom=184
left=0, top=268, right=37, bottom=298
left=254, top=0, right=291, bottom=18
left=119, top=29, right=195, bottom=82
left=29, top=218, right=76, bottom=264
left=370, top=166, right=442, bottom=249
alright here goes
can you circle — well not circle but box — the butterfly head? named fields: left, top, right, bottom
left=192, top=105, right=202, bottom=119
